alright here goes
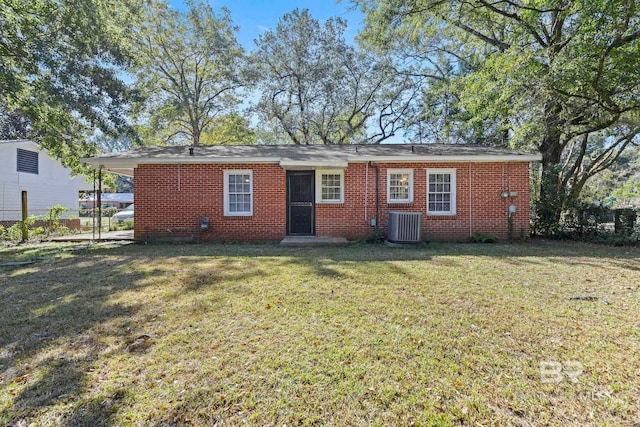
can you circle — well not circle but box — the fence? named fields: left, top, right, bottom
left=0, top=206, right=132, bottom=235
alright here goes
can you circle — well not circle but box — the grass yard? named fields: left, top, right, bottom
left=1, top=240, right=639, bottom=426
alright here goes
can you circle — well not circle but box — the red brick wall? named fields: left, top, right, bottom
left=134, top=161, right=531, bottom=242
left=134, top=164, right=287, bottom=241
left=316, top=162, right=530, bottom=241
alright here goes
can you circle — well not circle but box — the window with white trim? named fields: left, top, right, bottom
left=387, top=168, right=413, bottom=203
left=224, top=170, right=252, bottom=216
left=426, top=169, right=456, bottom=215
left=315, top=169, right=344, bottom=203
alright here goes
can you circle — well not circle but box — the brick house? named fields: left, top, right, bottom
left=82, top=144, right=540, bottom=242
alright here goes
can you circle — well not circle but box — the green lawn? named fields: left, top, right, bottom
left=1, top=241, right=639, bottom=426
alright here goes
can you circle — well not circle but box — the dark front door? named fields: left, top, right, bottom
left=287, top=171, right=315, bottom=235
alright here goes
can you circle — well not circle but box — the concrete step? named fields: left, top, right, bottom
left=280, top=236, right=349, bottom=247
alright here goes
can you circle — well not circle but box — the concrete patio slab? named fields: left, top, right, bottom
left=280, top=236, right=349, bottom=247
left=47, top=230, right=135, bottom=242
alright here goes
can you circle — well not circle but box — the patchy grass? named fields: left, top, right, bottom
left=1, top=240, right=639, bottom=426
left=0, top=242, right=80, bottom=265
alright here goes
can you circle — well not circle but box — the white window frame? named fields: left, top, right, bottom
left=426, top=168, right=456, bottom=216
left=387, top=168, right=414, bottom=203
left=224, top=170, right=253, bottom=216
left=315, top=169, right=344, bottom=204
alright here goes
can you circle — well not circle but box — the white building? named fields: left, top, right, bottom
left=0, top=140, right=89, bottom=220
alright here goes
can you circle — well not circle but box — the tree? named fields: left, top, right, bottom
left=0, top=0, right=142, bottom=169
left=355, top=0, right=640, bottom=224
left=0, top=105, right=32, bottom=140
left=199, top=114, right=257, bottom=145
left=582, top=144, right=640, bottom=206
left=251, top=8, right=414, bottom=145
left=133, top=0, right=244, bottom=146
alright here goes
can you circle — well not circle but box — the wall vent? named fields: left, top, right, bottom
left=387, top=211, right=422, bottom=243
left=17, top=148, right=39, bottom=174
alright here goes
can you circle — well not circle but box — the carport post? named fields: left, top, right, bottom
left=92, top=170, right=96, bottom=241
left=21, top=191, right=28, bottom=242
left=98, top=167, right=102, bottom=240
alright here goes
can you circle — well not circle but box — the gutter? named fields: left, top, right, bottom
left=81, top=153, right=542, bottom=176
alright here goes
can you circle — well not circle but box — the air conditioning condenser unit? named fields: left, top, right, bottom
left=387, top=211, right=422, bottom=243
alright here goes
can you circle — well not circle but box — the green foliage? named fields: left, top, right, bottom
left=0, top=0, right=144, bottom=170
left=563, top=202, right=614, bottom=236
left=593, top=233, right=638, bottom=247
left=45, top=205, right=67, bottom=233
left=533, top=198, right=639, bottom=245
left=364, top=228, right=385, bottom=244
left=1, top=215, right=37, bottom=241
left=470, top=233, right=498, bottom=243
left=0, top=205, right=79, bottom=242
left=199, top=113, right=256, bottom=145
left=103, top=207, right=119, bottom=218
left=109, top=219, right=134, bottom=231
left=614, top=209, right=637, bottom=236
left=356, top=0, right=640, bottom=222
left=251, top=8, right=411, bottom=145
left=532, top=165, right=565, bottom=236
left=133, top=0, right=244, bottom=146
left=612, top=179, right=640, bottom=204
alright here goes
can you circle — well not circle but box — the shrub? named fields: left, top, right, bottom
left=614, top=208, right=637, bottom=235
left=470, top=233, right=498, bottom=243
left=2, top=215, right=38, bottom=241
left=364, top=228, right=385, bottom=244
left=104, top=207, right=118, bottom=218
left=563, top=201, right=613, bottom=236
left=45, top=205, right=67, bottom=234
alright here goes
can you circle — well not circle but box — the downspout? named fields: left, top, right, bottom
left=369, top=161, right=380, bottom=229
left=468, top=161, right=473, bottom=239
left=506, top=161, right=513, bottom=240
left=364, top=162, right=369, bottom=224
left=98, top=166, right=103, bottom=241
left=92, top=169, right=96, bottom=241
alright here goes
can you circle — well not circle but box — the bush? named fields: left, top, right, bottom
left=534, top=199, right=614, bottom=237
left=614, top=208, right=637, bottom=235
left=364, top=228, right=385, bottom=244
left=470, top=233, right=498, bottom=243
left=45, top=205, right=68, bottom=234
left=563, top=201, right=613, bottom=236
left=109, top=219, right=134, bottom=231
left=532, top=197, right=638, bottom=245
left=592, top=234, right=638, bottom=247
left=1, top=215, right=38, bottom=241
left=104, top=207, right=118, bottom=218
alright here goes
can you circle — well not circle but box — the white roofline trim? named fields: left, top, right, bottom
left=280, top=160, right=349, bottom=169
left=351, top=154, right=542, bottom=162
left=81, top=153, right=542, bottom=172
left=103, top=168, right=135, bottom=177
left=81, top=156, right=282, bottom=166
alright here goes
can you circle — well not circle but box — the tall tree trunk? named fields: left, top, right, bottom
left=536, top=102, right=565, bottom=234
left=192, top=122, right=201, bottom=146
